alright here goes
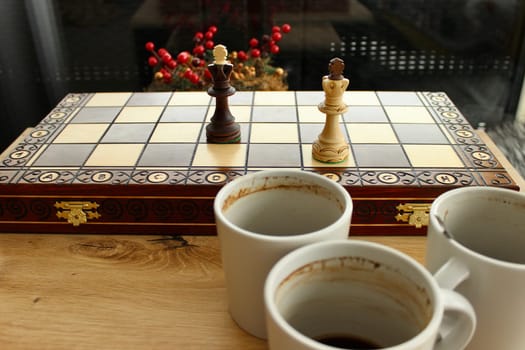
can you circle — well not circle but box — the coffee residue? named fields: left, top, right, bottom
left=314, top=333, right=382, bottom=349
left=221, top=175, right=345, bottom=212
left=278, top=256, right=433, bottom=324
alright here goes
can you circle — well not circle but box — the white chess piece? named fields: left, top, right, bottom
left=312, top=58, right=350, bottom=163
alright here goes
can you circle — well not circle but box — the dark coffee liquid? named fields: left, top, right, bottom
left=315, top=334, right=381, bottom=349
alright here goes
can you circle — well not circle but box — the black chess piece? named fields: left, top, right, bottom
left=205, top=45, right=241, bottom=144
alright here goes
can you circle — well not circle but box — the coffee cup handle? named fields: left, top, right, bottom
left=433, top=257, right=470, bottom=290
left=432, top=258, right=476, bottom=350
left=434, top=289, right=476, bottom=350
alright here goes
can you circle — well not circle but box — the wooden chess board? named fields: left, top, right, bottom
left=0, top=91, right=519, bottom=235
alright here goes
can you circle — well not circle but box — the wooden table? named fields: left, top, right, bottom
left=0, top=234, right=425, bottom=349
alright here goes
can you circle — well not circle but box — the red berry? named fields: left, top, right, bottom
left=270, top=45, right=280, bottom=54
left=282, top=24, right=291, bottom=33
left=190, top=73, right=200, bottom=84
left=250, top=48, right=261, bottom=58
left=208, top=25, right=218, bottom=33
left=272, top=25, right=281, bottom=33
left=145, top=42, right=155, bottom=51
left=205, top=31, right=214, bottom=40
left=177, top=51, right=191, bottom=64
left=166, top=59, right=177, bottom=69
left=193, top=45, right=205, bottom=56
left=237, top=50, right=248, bottom=61
left=158, top=48, right=168, bottom=56
left=148, top=56, right=158, bottom=66
left=204, top=69, right=212, bottom=80
left=162, top=53, right=172, bottom=63
left=249, top=38, right=259, bottom=48
left=194, top=32, right=204, bottom=41
left=191, top=57, right=201, bottom=67
left=205, top=40, right=214, bottom=49
left=163, top=71, right=172, bottom=80
left=183, top=68, right=193, bottom=78
left=272, top=32, right=282, bottom=42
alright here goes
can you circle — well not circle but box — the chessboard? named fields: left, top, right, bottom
left=0, top=90, right=519, bottom=235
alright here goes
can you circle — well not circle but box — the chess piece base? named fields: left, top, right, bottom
left=312, top=140, right=349, bottom=163
left=206, top=123, right=241, bottom=144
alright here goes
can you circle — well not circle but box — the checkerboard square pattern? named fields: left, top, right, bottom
left=19, top=91, right=486, bottom=183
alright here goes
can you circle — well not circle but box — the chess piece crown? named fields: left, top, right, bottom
left=208, top=45, right=235, bottom=92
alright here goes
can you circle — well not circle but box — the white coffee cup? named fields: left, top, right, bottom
left=214, top=170, right=352, bottom=339
left=265, top=240, right=476, bottom=350
left=426, top=186, right=525, bottom=349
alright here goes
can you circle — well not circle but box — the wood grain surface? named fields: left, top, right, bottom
left=0, top=234, right=425, bottom=349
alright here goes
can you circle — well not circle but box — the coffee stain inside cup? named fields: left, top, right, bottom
left=314, top=333, right=382, bottom=349
left=275, top=256, right=433, bottom=348
left=221, top=175, right=348, bottom=235
left=221, top=175, right=345, bottom=213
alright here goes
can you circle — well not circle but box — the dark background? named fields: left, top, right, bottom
left=1, top=0, right=525, bottom=152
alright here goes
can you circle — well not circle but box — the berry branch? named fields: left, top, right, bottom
left=145, top=23, right=292, bottom=91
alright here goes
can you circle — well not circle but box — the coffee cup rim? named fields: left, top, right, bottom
left=264, top=240, right=443, bottom=349
left=430, top=186, right=525, bottom=269
left=214, top=170, right=353, bottom=242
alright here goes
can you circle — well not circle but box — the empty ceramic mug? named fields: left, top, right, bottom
left=265, top=240, right=476, bottom=350
left=214, top=170, right=352, bottom=338
left=426, top=186, right=525, bottom=349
